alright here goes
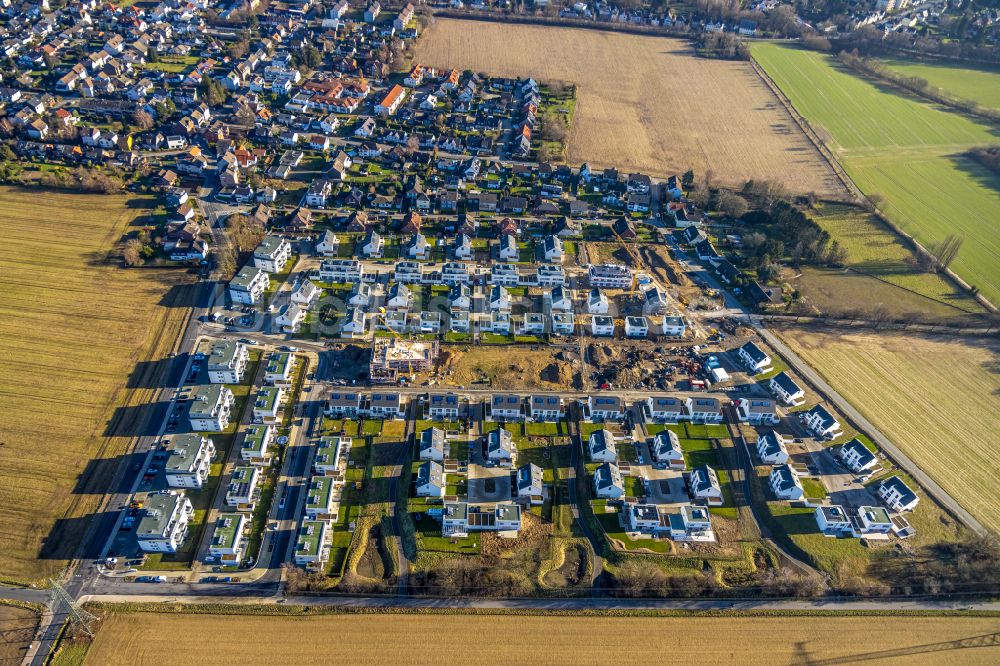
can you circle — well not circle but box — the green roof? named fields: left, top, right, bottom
left=212, top=513, right=245, bottom=549
left=305, top=476, right=334, bottom=513
left=254, top=386, right=283, bottom=413
left=296, top=520, right=326, bottom=558
left=241, top=425, right=272, bottom=455
left=266, top=352, right=293, bottom=376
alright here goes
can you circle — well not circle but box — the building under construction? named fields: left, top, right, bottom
left=369, top=338, right=440, bottom=383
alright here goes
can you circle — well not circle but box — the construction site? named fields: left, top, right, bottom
left=369, top=338, right=441, bottom=384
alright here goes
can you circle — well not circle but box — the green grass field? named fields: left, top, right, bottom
left=793, top=204, right=984, bottom=319
left=753, top=43, right=1000, bottom=306
left=881, top=57, right=1000, bottom=109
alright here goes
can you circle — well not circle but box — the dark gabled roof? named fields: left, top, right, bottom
left=770, top=371, right=802, bottom=396
left=739, top=341, right=769, bottom=365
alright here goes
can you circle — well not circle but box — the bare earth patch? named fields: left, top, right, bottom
left=416, top=18, right=843, bottom=196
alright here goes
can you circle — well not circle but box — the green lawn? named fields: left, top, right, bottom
left=753, top=43, right=1000, bottom=306
left=881, top=57, right=1000, bottom=110
left=800, top=477, right=827, bottom=500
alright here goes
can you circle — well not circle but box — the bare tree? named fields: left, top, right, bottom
left=122, top=239, right=143, bottom=266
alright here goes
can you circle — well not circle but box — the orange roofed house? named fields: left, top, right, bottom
left=376, top=84, right=406, bottom=116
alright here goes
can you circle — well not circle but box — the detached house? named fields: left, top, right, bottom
left=416, top=461, right=445, bottom=498
left=769, top=371, right=805, bottom=406
left=688, top=465, right=723, bottom=505
left=756, top=431, right=789, bottom=465
left=588, top=429, right=619, bottom=463
left=419, top=427, right=446, bottom=462
left=593, top=462, right=624, bottom=499
left=876, top=476, right=919, bottom=512
left=651, top=430, right=685, bottom=469
left=769, top=464, right=805, bottom=501
left=802, top=404, right=842, bottom=440
left=737, top=341, right=771, bottom=374
left=516, top=463, right=544, bottom=504
left=486, top=427, right=516, bottom=466
left=839, top=439, right=878, bottom=475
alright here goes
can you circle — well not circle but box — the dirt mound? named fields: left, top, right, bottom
left=540, top=362, right=573, bottom=384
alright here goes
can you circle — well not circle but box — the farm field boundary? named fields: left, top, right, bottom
left=80, top=610, right=1000, bottom=665
left=415, top=19, right=844, bottom=196
left=751, top=43, right=1000, bottom=311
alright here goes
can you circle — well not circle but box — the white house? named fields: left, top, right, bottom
left=769, top=464, right=804, bottom=501
left=209, top=512, right=247, bottom=564
left=551, top=312, right=575, bottom=336
left=815, top=505, right=853, bottom=535
left=137, top=491, right=193, bottom=553
left=207, top=340, right=248, bottom=384
left=735, top=398, right=779, bottom=425
left=349, top=282, right=372, bottom=307
left=428, top=394, right=460, bottom=419
left=252, top=386, right=286, bottom=424
left=839, top=438, right=878, bottom=474
left=542, top=235, right=564, bottom=262
left=661, top=316, right=686, bottom=337
left=591, top=315, right=615, bottom=337
left=688, top=465, right=723, bottom=505
left=240, top=425, right=274, bottom=464
left=275, top=303, right=306, bottom=333
left=290, top=279, right=320, bottom=308
left=876, top=475, right=919, bottom=512
left=516, top=463, right=544, bottom=504
left=547, top=285, right=573, bottom=312
left=188, top=385, right=234, bottom=432
left=737, top=341, right=771, bottom=374
left=253, top=234, right=292, bottom=273
left=802, top=404, right=842, bottom=439
left=362, top=231, right=384, bottom=258
left=294, top=520, right=329, bottom=566
left=686, top=397, right=723, bottom=423
left=588, top=429, right=618, bottom=463
left=624, top=316, right=649, bottom=338
left=587, top=288, right=609, bottom=314
left=497, top=233, right=518, bottom=261
left=164, top=434, right=215, bottom=489
left=367, top=392, right=405, bottom=419
left=756, top=431, right=789, bottom=465
left=529, top=395, right=563, bottom=421
left=651, top=429, right=685, bottom=469
left=486, top=427, right=516, bottom=466
left=589, top=395, right=625, bottom=421
left=646, top=395, right=685, bottom=422
left=315, top=230, right=340, bottom=257
left=593, top=462, right=624, bottom=499
left=490, top=393, right=523, bottom=420
left=418, top=427, right=447, bottom=462
left=225, top=465, right=261, bottom=508
left=769, top=371, right=805, bottom=406
left=416, top=460, right=445, bottom=498
left=489, top=285, right=511, bottom=312
left=265, top=352, right=295, bottom=385
left=325, top=392, right=362, bottom=418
